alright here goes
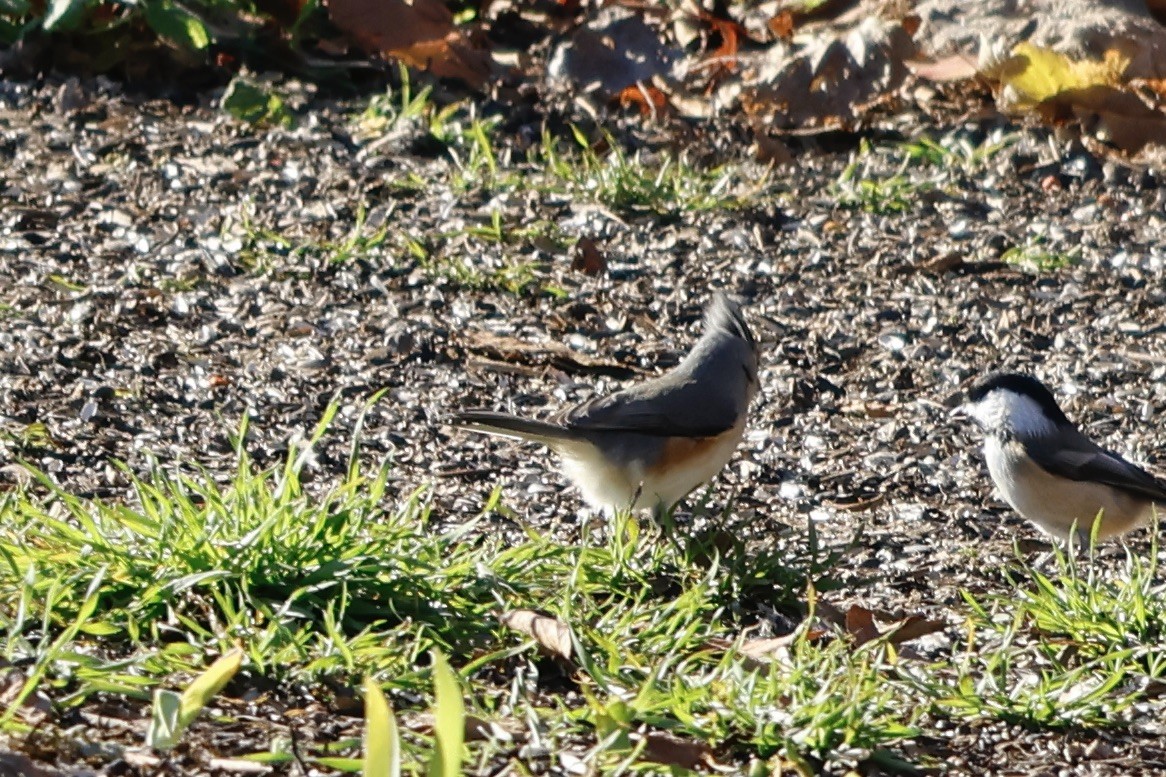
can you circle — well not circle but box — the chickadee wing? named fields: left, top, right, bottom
left=1026, top=432, right=1166, bottom=502
left=560, top=381, right=737, bottom=438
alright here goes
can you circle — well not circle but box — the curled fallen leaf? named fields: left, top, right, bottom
left=704, top=627, right=830, bottom=670
left=978, top=43, right=1166, bottom=153
left=884, top=614, right=947, bottom=645
left=702, top=12, right=744, bottom=74
left=741, top=16, right=916, bottom=131
left=499, top=609, right=573, bottom=661
left=324, top=0, right=492, bottom=87
left=637, top=731, right=716, bottom=769
left=906, top=53, right=980, bottom=82
left=738, top=629, right=830, bottom=666
left=617, top=83, right=670, bottom=118
left=845, top=604, right=882, bottom=645
left=844, top=605, right=946, bottom=647
left=547, top=8, right=679, bottom=99
left=1047, top=85, right=1166, bottom=154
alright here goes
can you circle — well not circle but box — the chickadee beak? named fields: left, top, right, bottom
left=940, top=389, right=968, bottom=420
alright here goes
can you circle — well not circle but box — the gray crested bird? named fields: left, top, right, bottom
left=962, top=371, right=1166, bottom=543
left=454, top=293, right=760, bottom=514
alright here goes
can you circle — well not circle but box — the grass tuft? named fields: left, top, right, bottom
left=0, top=404, right=923, bottom=771
left=921, top=527, right=1165, bottom=730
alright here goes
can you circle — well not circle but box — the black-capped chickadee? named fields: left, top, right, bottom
left=962, top=371, right=1166, bottom=543
left=453, top=294, right=760, bottom=514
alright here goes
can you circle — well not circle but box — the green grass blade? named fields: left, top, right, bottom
left=145, top=689, right=184, bottom=750
left=178, top=648, right=244, bottom=728
left=362, top=676, right=400, bottom=777
left=428, top=650, right=464, bottom=777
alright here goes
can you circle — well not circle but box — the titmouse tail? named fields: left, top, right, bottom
left=453, top=410, right=580, bottom=447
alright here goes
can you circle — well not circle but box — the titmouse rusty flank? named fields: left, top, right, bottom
left=962, top=371, right=1166, bottom=544
left=454, top=294, right=760, bottom=513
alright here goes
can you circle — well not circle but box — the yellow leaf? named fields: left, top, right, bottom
left=999, top=43, right=1129, bottom=107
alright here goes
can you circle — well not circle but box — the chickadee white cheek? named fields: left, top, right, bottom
left=962, top=400, right=993, bottom=431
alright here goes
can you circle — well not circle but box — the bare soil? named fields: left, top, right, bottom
left=3, top=74, right=1166, bottom=774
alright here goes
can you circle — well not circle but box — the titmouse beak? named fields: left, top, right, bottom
left=750, top=314, right=785, bottom=346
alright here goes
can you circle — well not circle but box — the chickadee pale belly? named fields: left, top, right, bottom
left=984, top=438, right=1154, bottom=542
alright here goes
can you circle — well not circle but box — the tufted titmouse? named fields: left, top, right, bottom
left=454, top=294, right=760, bottom=513
left=961, top=371, right=1166, bottom=543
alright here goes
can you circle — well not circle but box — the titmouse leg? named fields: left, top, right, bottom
left=653, top=501, right=688, bottom=556
left=578, top=507, right=607, bottom=545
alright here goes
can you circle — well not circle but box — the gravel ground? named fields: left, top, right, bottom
left=4, top=74, right=1166, bottom=773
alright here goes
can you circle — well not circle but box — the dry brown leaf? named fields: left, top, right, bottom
left=500, top=609, right=573, bottom=661
left=702, top=12, right=745, bottom=74
left=753, top=131, right=794, bottom=165
left=918, top=252, right=964, bottom=273
left=733, top=633, right=799, bottom=669
left=571, top=236, right=608, bottom=275
left=703, top=627, right=831, bottom=670
left=547, top=9, right=678, bottom=98
left=616, top=83, right=671, bottom=118
left=969, top=42, right=1166, bottom=154
left=844, top=605, right=946, bottom=647
left=325, top=0, right=492, bottom=87
left=740, top=16, right=916, bottom=131
left=1045, top=85, right=1166, bottom=154
left=737, top=628, right=830, bottom=666
left=637, top=731, right=715, bottom=770
left=844, top=605, right=883, bottom=646
left=739, top=633, right=800, bottom=657
left=884, top=614, right=946, bottom=645
left=907, top=53, right=979, bottom=82
left=768, top=10, right=794, bottom=40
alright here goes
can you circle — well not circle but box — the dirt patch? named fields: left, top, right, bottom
left=3, top=74, right=1166, bottom=773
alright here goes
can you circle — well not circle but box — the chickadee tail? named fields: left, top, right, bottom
left=452, top=410, right=578, bottom=446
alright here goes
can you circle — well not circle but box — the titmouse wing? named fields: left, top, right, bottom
left=1025, top=430, right=1166, bottom=502
left=559, top=377, right=738, bottom=438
